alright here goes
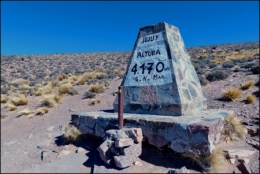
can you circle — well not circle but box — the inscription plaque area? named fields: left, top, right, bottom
left=114, top=22, right=207, bottom=116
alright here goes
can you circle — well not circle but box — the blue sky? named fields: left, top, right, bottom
left=1, top=1, right=259, bottom=55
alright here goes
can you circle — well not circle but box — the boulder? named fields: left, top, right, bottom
left=251, top=66, right=260, bottom=74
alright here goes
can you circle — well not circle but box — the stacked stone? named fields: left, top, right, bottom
left=97, top=128, right=143, bottom=168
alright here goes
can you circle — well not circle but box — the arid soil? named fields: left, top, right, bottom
left=1, top=42, right=259, bottom=173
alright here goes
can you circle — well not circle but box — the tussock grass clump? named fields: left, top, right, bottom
left=204, top=146, right=226, bottom=173
left=36, top=107, right=49, bottom=115
left=1, top=94, right=9, bottom=103
left=31, top=88, right=43, bottom=96
left=58, top=83, right=72, bottom=94
left=90, top=99, right=101, bottom=105
left=182, top=146, right=226, bottom=173
left=241, top=81, right=254, bottom=90
left=89, top=84, right=105, bottom=93
left=222, top=113, right=246, bottom=142
left=246, top=94, right=256, bottom=104
left=222, top=87, right=242, bottom=101
left=41, top=94, right=62, bottom=107
left=10, top=94, right=28, bottom=106
left=17, top=108, right=33, bottom=117
left=6, top=102, right=17, bottom=111
left=63, top=124, right=83, bottom=142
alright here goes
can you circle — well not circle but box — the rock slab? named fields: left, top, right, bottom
left=71, top=109, right=233, bottom=155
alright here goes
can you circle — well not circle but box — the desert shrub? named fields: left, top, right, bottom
left=17, top=108, right=33, bottom=117
left=90, top=99, right=101, bottom=105
left=99, top=80, right=109, bottom=87
left=1, top=76, right=7, bottom=84
left=49, top=71, right=60, bottom=77
left=245, top=57, right=255, bottom=62
left=222, top=113, right=246, bottom=142
left=89, top=84, right=105, bottom=93
left=6, top=102, right=17, bottom=111
left=63, top=124, right=83, bottom=142
left=58, top=83, right=72, bottom=94
left=36, top=73, right=47, bottom=79
left=241, top=81, right=254, bottom=90
left=30, top=87, right=43, bottom=96
left=97, top=74, right=108, bottom=80
left=240, top=62, right=256, bottom=69
left=36, top=107, right=49, bottom=115
left=10, top=94, right=28, bottom=106
left=107, top=72, right=117, bottom=79
left=222, top=61, right=235, bottom=68
left=9, top=82, right=20, bottom=88
left=67, top=88, right=78, bottom=96
left=198, top=75, right=208, bottom=86
left=233, top=65, right=241, bottom=72
left=1, top=87, right=8, bottom=94
left=1, top=94, right=9, bottom=103
left=222, top=87, right=242, bottom=101
left=196, top=69, right=204, bottom=75
left=208, top=62, right=217, bottom=68
left=83, top=91, right=96, bottom=99
left=206, top=70, right=229, bottom=82
left=246, top=94, right=256, bottom=104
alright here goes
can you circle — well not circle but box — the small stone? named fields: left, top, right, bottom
left=29, top=134, right=33, bottom=140
left=230, top=158, right=236, bottom=164
left=62, top=150, right=71, bottom=155
left=47, top=126, right=55, bottom=131
left=168, top=166, right=190, bottom=173
left=63, top=145, right=69, bottom=150
left=134, top=161, right=142, bottom=166
left=115, top=138, right=133, bottom=148
left=69, top=109, right=75, bottom=112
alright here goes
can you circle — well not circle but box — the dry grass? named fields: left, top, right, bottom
left=246, top=94, right=256, bottom=104
left=222, top=113, right=247, bottom=142
left=57, top=74, right=68, bottom=81
left=63, top=124, right=83, bottom=142
left=6, top=102, right=17, bottom=111
left=114, top=68, right=123, bottom=75
left=90, top=99, right=101, bottom=105
left=35, top=83, right=42, bottom=88
left=211, top=58, right=223, bottom=65
left=36, top=107, right=49, bottom=115
left=58, top=83, right=72, bottom=94
left=204, top=146, right=226, bottom=173
left=1, top=94, right=9, bottom=103
left=89, top=84, right=105, bottom=93
left=10, top=94, right=28, bottom=106
left=31, top=88, right=43, bottom=96
left=222, top=87, right=242, bottom=101
left=17, top=108, right=34, bottom=117
left=77, top=71, right=102, bottom=85
left=241, top=81, right=254, bottom=90
left=12, top=78, right=29, bottom=85
left=41, top=94, right=62, bottom=107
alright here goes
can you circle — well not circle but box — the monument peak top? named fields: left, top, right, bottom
left=114, top=22, right=207, bottom=116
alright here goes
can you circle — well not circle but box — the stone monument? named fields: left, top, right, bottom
left=113, top=22, right=207, bottom=116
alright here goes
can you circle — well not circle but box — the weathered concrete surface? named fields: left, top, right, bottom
left=113, top=22, right=207, bottom=116
left=71, top=109, right=233, bottom=155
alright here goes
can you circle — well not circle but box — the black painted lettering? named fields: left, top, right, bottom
left=156, top=49, right=161, bottom=55
left=155, top=35, right=159, bottom=40
left=137, top=52, right=141, bottom=58
left=156, top=62, right=164, bottom=72
left=151, top=50, right=155, bottom=56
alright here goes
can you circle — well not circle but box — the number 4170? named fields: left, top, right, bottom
left=131, top=62, right=164, bottom=75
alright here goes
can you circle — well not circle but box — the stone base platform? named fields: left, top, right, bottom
left=71, top=109, right=233, bottom=155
